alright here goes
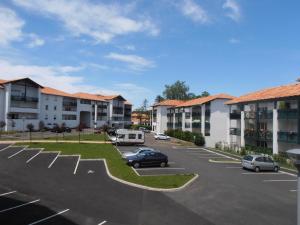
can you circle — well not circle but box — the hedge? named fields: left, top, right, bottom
left=165, top=129, right=205, bottom=146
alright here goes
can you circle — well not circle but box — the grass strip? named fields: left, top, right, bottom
left=16, top=142, right=195, bottom=189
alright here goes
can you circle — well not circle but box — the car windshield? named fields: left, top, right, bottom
left=133, top=148, right=142, bottom=153
left=243, top=155, right=253, bottom=161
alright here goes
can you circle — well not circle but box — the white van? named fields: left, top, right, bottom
left=112, top=129, right=145, bottom=145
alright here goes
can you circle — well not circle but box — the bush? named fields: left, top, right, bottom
left=131, top=124, right=151, bottom=130
left=166, top=129, right=205, bottom=146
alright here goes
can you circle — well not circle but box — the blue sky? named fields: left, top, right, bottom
left=0, top=0, right=299, bottom=108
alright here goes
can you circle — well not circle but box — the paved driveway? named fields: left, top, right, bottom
left=118, top=133, right=297, bottom=225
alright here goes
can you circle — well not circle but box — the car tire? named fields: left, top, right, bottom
left=274, top=166, right=279, bottom=172
left=255, top=166, right=260, bottom=173
left=133, top=162, right=140, bottom=169
left=160, top=162, right=166, bottom=168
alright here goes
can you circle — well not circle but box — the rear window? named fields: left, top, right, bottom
left=128, top=134, right=136, bottom=139
left=255, top=157, right=264, bottom=162
left=243, top=155, right=253, bottom=161
left=138, top=134, right=143, bottom=139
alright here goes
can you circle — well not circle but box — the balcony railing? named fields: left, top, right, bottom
left=192, top=122, right=201, bottom=128
left=63, top=102, right=77, bottom=107
left=205, top=110, right=210, bottom=117
left=278, top=109, right=298, bottom=120
left=258, top=110, right=273, bottom=120
left=230, top=128, right=241, bottom=136
left=230, top=111, right=241, bottom=120
left=11, top=96, right=38, bottom=102
left=175, top=113, right=182, bottom=117
left=244, top=130, right=273, bottom=141
left=278, top=131, right=298, bottom=143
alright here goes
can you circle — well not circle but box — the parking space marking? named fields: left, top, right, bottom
left=48, top=153, right=60, bottom=168
left=0, top=144, right=13, bottom=152
left=7, top=148, right=26, bottom=159
left=0, top=190, right=16, bottom=197
left=135, top=167, right=185, bottom=171
left=242, top=172, right=282, bottom=175
left=195, top=156, right=227, bottom=159
left=26, top=150, right=42, bottom=163
left=187, top=148, right=202, bottom=150
left=98, top=220, right=107, bottom=225
left=0, top=199, right=40, bottom=213
left=263, top=179, right=297, bottom=182
left=290, top=190, right=297, bottom=192
left=209, top=159, right=240, bottom=164
left=279, top=170, right=297, bottom=177
left=73, top=156, right=81, bottom=174
left=226, top=166, right=241, bottom=169
left=28, top=208, right=70, bottom=225
left=201, top=148, right=239, bottom=161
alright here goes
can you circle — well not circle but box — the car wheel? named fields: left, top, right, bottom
left=274, top=166, right=279, bottom=172
left=133, top=162, right=140, bottom=169
left=255, top=166, right=260, bottom=173
left=160, top=162, right=166, bottom=168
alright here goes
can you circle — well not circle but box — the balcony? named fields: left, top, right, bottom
left=258, top=110, right=273, bottom=120
left=11, top=95, right=38, bottom=102
left=244, top=129, right=273, bottom=141
left=192, top=122, right=201, bottom=128
left=175, top=113, right=182, bottom=118
left=167, top=122, right=173, bottom=128
left=63, top=102, right=77, bottom=107
left=205, top=110, right=210, bottom=117
left=244, top=111, right=256, bottom=119
left=278, top=109, right=298, bottom=120
left=167, top=113, right=174, bottom=117
left=278, top=131, right=298, bottom=143
left=230, top=128, right=241, bottom=136
left=230, top=111, right=241, bottom=120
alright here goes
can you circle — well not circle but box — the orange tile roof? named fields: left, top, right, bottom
left=41, top=87, right=74, bottom=98
left=175, top=94, right=235, bottom=107
left=102, top=95, right=119, bottom=100
left=153, top=99, right=185, bottom=107
left=73, top=92, right=107, bottom=102
left=226, top=83, right=300, bottom=104
left=0, top=79, right=7, bottom=84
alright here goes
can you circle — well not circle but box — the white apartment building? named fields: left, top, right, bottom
left=227, top=82, right=300, bottom=154
left=151, top=94, right=234, bottom=148
left=0, top=78, right=132, bottom=131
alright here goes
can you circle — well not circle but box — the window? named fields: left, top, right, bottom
left=129, top=134, right=136, bottom=139
left=54, top=115, right=56, bottom=120
left=45, top=105, right=48, bottom=110
left=255, top=157, right=264, bottom=162
left=45, top=115, right=48, bottom=120
left=62, top=115, right=77, bottom=120
left=138, top=134, right=143, bottom=139
left=117, top=134, right=125, bottom=139
left=54, top=106, right=57, bottom=111
left=80, top=99, right=91, bottom=105
left=185, top=112, right=191, bottom=119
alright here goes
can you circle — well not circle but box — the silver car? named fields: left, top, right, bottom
left=242, top=155, right=280, bottom=172
left=122, top=147, right=155, bottom=159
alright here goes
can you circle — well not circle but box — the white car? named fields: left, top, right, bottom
left=154, top=133, right=170, bottom=140
left=122, top=147, right=155, bottom=159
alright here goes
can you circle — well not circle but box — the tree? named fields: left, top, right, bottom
left=0, top=121, right=6, bottom=138
left=200, top=91, right=210, bottom=97
left=134, top=99, right=149, bottom=125
left=26, top=123, right=34, bottom=142
left=155, top=95, right=164, bottom=103
left=163, top=80, right=190, bottom=100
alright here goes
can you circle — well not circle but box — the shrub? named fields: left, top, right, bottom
left=240, top=148, right=246, bottom=156
left=131, top=124, right=151, bottom=130
left=38, top=121, right=45, bottom=131
left=194, top=134, right=205, bottom=146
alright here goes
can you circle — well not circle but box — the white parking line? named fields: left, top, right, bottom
left=279, top=170, right=297, bottom=177
left=290, top=190, right=297, bottom=192
left=135, top=167, right=185, bottom=171
left=0, top=199, right=40, bottom=213
left=0, top=191, right=16, bottom=196
left=7, top=148, right=26, bottom=159
left=187, top=148, right=202, bottom=150
left=26, top=150, right=42, bottom=163
left=0, top=144, right=13, bottom=152
left=48, top=154, right=60, bottom=168
left=73, top=156, right=81, bottom=174
left=98, top=221, right=107, bottom=225
left=242, top=172, right=282, bottom=175
left=263, top=179, right=297, bottom=182
left=201, top=148, right=239, bottom=161
left=28, top=209, right=70, bottom=225
left=196, top=156, right=227, bottom=158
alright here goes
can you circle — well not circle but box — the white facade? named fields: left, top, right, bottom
left=152, top=96, right=233, bottom=148
left=0, top=78, right=132, bottom=131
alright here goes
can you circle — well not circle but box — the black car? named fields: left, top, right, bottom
left=126, top=151, right=168, bottom=168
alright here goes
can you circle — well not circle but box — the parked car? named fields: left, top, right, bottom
left=122, top=147, right=155, bottom=159
left=112, top=129, right=145, bottom=145
left=154, top=133, right=170, bottom=140
left=126, top=151, right=168, bottom=168
left=139, top=127, right=151, bottom=133
left=107, top=128, right=116, bottom=136
left=242, top=155, right=280, bottom=172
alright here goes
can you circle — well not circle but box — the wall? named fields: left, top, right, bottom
left=0, top=88, right=5, bottom=122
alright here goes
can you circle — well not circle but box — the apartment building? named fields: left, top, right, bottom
left=0, top=78, right=132, bottom=131
left=151, top=94, right=234, bottom=147
left=227, top=83, right=300, bottom=154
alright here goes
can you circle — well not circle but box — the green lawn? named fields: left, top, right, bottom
left=16, top=142, right=195, bottom=189
left=36, top=133, right=108, bottom=141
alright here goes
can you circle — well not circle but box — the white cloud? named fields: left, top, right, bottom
left=12, top=0, right=159, bottom=43
left=223, top=0, right=241, bottom=22
left=106, top=52, right=155, bottom=71
left=229, top=38, right=240, bottom=44
left=179, top=0, right=209, bottom=24
left=27, top=33, right=45, bottom=48
left=123, top=45, right=136, bottom=51
left=0, top=6, right=24, bottom=46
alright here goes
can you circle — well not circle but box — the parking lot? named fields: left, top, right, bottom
left=0, top=136, right=297, bottom=225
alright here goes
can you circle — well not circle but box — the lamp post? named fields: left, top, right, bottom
left=287, top=149, right=300, bottom=225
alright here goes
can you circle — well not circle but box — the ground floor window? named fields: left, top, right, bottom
left=62, top=115, right=77, bottom=120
